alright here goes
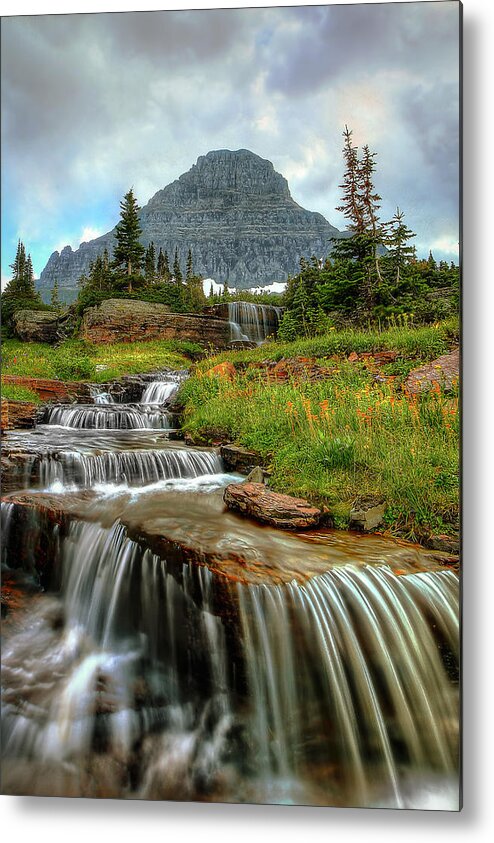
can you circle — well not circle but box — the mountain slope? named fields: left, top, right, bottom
left=38, top=149, right=344, bottom=300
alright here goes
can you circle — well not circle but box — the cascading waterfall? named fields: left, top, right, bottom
left=141, top=381, right=179, bottom=405
left=228, top=302, right=283, bottom=344
left=2, top=520, right=236, bottom=801
left=1, top=363, right=459, bottom=807
left=90, top=387, right=115, bottom=404
left=36, top=448, right=224, bottom=491
left=39, top=404, right=171, bottom=430
left=1, top=508, right=459, bottom=806
left=237, top=565, right=459, bottom=807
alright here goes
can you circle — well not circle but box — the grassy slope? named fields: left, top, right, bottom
left=180, top=319, right=459, bottom=540
left=1, top=338, right=194, bottom=383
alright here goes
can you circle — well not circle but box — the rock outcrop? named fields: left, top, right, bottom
left=2, top=376, right=92, bottom=404
left=13, top=310, right=60, bottom=343
left=404, top=348, right=460, bottom=395
left=220, top=445, right=263, bottom=474
left=38, top=149, right=344, bottom=300
left=223, top=482, right=323, bottom=530
left=1, top=400, right=39, bottom=432
left=80, top=298, right=230, bottom=346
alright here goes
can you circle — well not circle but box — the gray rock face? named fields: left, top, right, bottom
left=38, top=149, right=343, bottom=301
left=13, top=310, right=60, bottom=343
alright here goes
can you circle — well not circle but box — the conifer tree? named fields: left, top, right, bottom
left=144, top=241, right=156, bottom=284
left=50, top=279, right=61, bottom=313
left=173, top=248, right=183, bottom=285
left=221, top=279, right=231, bottom=302
left=113, top=188, right=145, bottom=292
left=385, top=208, right=416, bottom=285
left=186, top=248, right=193, bottom=282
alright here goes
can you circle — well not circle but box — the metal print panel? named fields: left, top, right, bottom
left=1, top=1, right=461, bottom=810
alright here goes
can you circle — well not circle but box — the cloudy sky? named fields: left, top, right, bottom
left=1, top=1, right=460, bottom=285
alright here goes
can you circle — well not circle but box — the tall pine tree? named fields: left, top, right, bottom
left=173, top=248, right=183, bottom=285
left=113, top=188, right=145, bottom=293
left=144, top=241, right=156, bottom=284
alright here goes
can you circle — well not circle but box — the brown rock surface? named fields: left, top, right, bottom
left=2, top=376, right=92, bottom=403
left=1, top=400, right=38, bottom=431
left=404, top=348, right=460, bottom=394
left=349, top=495, right=386, bottom=532
left=204, top=361, right=236, bottom=380
left=81, top=299, right=230, bottom=346
left=223, top=482, right=322, bottom=530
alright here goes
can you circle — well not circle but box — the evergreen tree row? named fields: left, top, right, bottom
left=278, top=127, right=459, bottom=340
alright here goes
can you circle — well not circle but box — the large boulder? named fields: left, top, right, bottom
left=13, top=310, right=60, bottom=343
left=223, top=482, right=322, bottom=530
left=81, top=299, right=230, bottom=346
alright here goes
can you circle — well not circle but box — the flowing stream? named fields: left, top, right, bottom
left=1, top=370, right=460, bottom=807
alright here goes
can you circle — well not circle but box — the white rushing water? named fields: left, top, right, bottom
left=141, top=381, right=179, bottom=405
left=39, top=404, right=171, bottom=430
left=228, top=302, right=283, bottom=344
left=1, top=364, right=459, bottom=807
left=1, top=506, right=459, bottom=807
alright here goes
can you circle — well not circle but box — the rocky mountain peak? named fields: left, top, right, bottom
left=38, top=149, right=343, bottom=301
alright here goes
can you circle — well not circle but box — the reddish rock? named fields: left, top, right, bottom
left=1, top=400, right=38, bottom=431
left=223, top=482, right=322, bottom=530
left=2, top=375, right=92, bottom=403
left=348, top=351, right=359, bottom=362
left=404, top=348, right=460, bottom=395
left=205, top=361, right=236, bottom=380
left=81, top=299, right=230, bottom=346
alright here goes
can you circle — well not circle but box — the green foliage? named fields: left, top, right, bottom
left=52, top=347, right=96, bottom=381
left=180, top=341, right=459, bottom=538
left=2, top=337, right=193, bottom=382
left=112, top=188, right=145, bottom=284
left=1, top=239, right=49, bottom=333
left=279, top=127, right=459, bottom=337
left=1, top=383, right=41, bottom=403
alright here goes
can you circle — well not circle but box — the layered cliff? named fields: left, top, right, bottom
left=38, top=149, right=343, bottom=300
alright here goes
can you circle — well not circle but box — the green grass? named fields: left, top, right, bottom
left=180, top=352, right=459, bottom=540
left=193, top=317, right=459, bottom=372
left=1, top=383, right=41, bottom=403
left=1, top=338, right=194, bottom=383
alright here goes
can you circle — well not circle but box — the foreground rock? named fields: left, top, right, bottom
left=81, top=298, right=230, bottom=346
left=220, top=444, right=263, bottom=473
left=1, top=400, right=38, bottom=431
left=223, top=482, right=323, bottom=530
left=2, top=375, right=92, bottom=403
left=349, top=495, right=386, bottom=532
left=404, top=348, right=460, bottom=394
left=13, top=310, right=60, bottom=343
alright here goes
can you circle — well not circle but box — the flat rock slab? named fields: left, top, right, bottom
left=223, top=482, right=322, bottom=530
left=1, top=400, right=38, bottom=431
left=404, top=348, right=460, bottom=394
